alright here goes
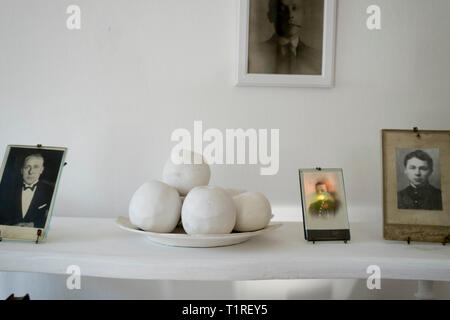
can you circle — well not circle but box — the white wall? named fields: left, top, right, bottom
left=1, top=0, right=449, bottom=220
left=0, top=0, right=449, bottom=299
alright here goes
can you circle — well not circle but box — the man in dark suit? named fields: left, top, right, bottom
left=248, top=0, right=322, bottom=75
left=397, top=150, right=442, bottom=210
left=2, top=154, right=54, bottom=228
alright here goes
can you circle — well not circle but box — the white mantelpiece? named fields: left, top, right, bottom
left=0, top=217, right=449, bottom=282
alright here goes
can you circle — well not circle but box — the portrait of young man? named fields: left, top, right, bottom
left=0, top=146, right=66, bottom=230
left=396, top=149, right=443, bottom=211
left=248, top=0, right=324, bottom=75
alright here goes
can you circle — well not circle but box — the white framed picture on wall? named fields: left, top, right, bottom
left=236, top=0, right=337, bottom=88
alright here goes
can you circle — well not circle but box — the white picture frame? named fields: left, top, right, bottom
left=236, top=0, right=337, bottom=88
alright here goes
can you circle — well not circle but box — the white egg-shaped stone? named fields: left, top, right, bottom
left=182, top=186, right=236, bottom=234
left=162, top=151, right=211, bottom=196
left=232, top=192, right=272, bottom=232
left=129, top=180, right=181, bottom=233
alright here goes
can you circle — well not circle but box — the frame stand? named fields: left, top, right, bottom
left=6, top=294, right=30, bottom=301
left=312, top=240, right=348, bottom=244
left=406, top=235, right=448, bottom=245
left=0, top=230, right=44, bottom=243
left=35, top=229, right=42, bottom=244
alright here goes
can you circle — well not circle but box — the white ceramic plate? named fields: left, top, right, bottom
left=116, top=216, right=282, bottom=248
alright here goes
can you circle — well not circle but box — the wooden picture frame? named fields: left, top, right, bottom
left=0, top=145, right=67, bottom=242
left=382, top=129, right=450, bottom=243
left=236, top=0, right=337, bottom=88
left=298, top=168, right=350, bottom=242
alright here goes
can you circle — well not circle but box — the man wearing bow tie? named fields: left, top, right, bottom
left=4, top=154, right=53, bottom=228
left=248, top=0, right=322, bottom=75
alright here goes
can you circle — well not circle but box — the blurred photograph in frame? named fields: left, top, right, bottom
left=298, top=168, right=350, bottom=242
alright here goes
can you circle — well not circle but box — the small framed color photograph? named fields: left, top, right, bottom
left=298, top=168, right=350, bottom=242
left=237, top=0, right=337, bottom=87
left=0, top=145, right=67, bottom=242
left=382, top=129, right=450, bottom=243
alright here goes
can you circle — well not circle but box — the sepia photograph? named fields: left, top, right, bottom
left=396, top=148, right=442, bottom=211
left=0, top=145, right=67, bottom=241
left=248, top=0, right=324, bottom=75
left=237, top=0, right=336, bottom=87
left=382, top=130, right=450, bottom=243
left=298, top=168, right=350, bottom=241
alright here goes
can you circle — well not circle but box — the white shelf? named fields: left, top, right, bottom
left=0, top=217, right=449, bottom=281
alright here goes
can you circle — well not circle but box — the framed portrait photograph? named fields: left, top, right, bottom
left=382, top=130, right=450, bottom=243
left=298, top=168, right=350, bottom=242
left=236, top=0, right=336, bottom=87
left=0, top=145, right=67, bottom=242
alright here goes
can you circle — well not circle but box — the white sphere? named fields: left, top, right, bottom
left=162, top=151, right=211, bottom=196
left=233, top=192, right=272, bottom=232
left=129, top=180, right=181, bottom=233
left=182, top=186, right=236, bottom=234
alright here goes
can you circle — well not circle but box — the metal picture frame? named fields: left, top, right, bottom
left=0, top=145, right=67, bottom=242
left=298, top=168, right=350, bottom=242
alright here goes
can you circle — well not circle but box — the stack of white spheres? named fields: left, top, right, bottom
left=162, top=151, right=212, bottom=230
left=128, top=150, right=272, bottom=235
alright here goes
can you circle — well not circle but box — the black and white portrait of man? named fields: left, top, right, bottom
left=0, top=146, right=66, bottom=229
left=396, top=148, right=443, bottom=211
left=248, top=0, right=324, bottom=75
